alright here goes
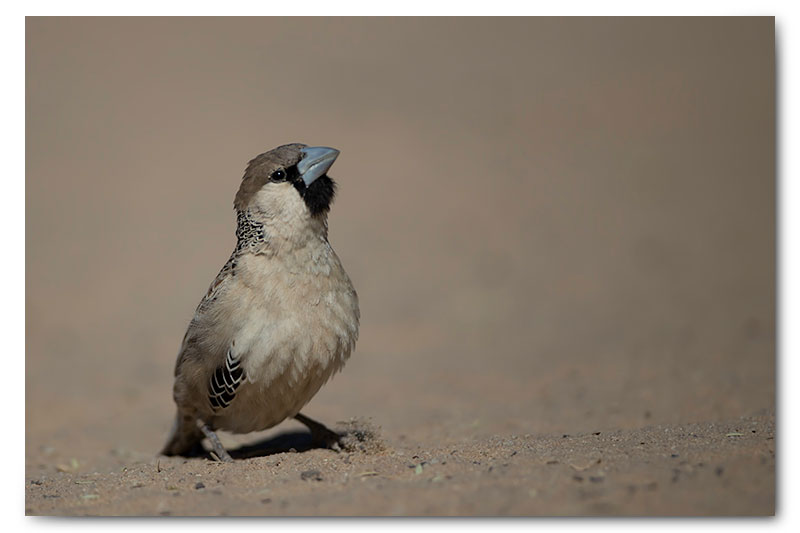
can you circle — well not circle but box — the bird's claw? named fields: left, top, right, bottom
left=310, top=427, right=343, bottom=452
left=295, top=412, right=343, bottom=452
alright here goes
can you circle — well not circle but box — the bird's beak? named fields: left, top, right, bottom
left=298, top=146, right=340, bottom=187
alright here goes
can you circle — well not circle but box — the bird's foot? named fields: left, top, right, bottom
left=311, top=426, right=343, bottom=452
left=197, top=420, right=234, bottom=462
left=294, top=413, right=342, bottom=452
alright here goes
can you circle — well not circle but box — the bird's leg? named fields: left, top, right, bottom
left=294, top=413, right=342, bottom=452
left=197, top=420, right=234, bottom=462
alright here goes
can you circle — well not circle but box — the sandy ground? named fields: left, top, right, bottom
left=26, top=414, right=774, bottom=516
left=25, top=17, right=775, bottom=516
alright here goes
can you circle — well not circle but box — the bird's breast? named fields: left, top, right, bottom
left=205, top=246, right=358, bottom=433
left=230, top=247, right=359, bottom=385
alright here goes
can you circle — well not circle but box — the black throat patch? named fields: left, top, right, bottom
left=292, top=171, right=337, bottom=217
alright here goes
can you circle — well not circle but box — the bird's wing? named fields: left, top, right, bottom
left=208, top=344, right=246, bottom=411
left=173, top=253, right=238, bottom=377
left=193, top=253, right=253, bottom=412
left=197, top=252, right=237, bottom=314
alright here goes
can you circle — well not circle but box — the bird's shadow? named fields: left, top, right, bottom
left=231, top=430, right=331, bottom=459
left=189, top=430, right=335, bottom=461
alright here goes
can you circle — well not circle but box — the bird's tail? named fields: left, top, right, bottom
left=160, top=412, right=204, bottom=457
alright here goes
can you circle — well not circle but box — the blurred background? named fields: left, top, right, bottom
left=26, top=17, right=774, bottom=465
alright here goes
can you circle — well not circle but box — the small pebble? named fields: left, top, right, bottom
left=301, top=469, right=323, bottom=481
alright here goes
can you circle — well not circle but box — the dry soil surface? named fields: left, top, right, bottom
left=26, top=414, right=774, bottom=516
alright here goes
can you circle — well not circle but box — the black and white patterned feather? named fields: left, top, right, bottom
left=208, top=347, right=245, bottom=411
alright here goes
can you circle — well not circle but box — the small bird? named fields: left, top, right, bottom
left=161, top=143, right=360, bottom=461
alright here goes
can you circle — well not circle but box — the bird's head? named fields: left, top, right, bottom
left=234, top=143, right=339, bottom=223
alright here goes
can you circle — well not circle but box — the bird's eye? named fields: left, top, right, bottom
left=270, top=169, right=286, bottom=182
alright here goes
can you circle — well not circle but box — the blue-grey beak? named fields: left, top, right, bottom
left=298, top=146, right=340, bottom=187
